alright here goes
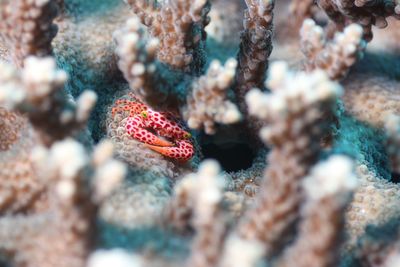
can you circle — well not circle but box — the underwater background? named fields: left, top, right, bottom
left=1, top=0, right=400, bottom=266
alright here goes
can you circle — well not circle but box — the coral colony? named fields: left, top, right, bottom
left=2, top=0, right=400, bottom=267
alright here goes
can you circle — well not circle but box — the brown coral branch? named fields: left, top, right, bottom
left=185, top=160, right=227, bottom=267
left=276, top=156, right=357, bottom=267
left=163, top=175, right=195, bottom=233
left=184, top=58, right=242, bottom=135
left=0, top=0, right=59, bottom=68
left=0, top=57, right=97, bottom=146
left=300, top=19, right=366, bottom=80
left=125, top=0, right=211, bottom=71
left=0, top=139, right=126, bottom=267
left=289, top=0, right=316, bottom=23
left=236, top=62, right=342, bottom=257
left=234, top=0, right=274, bottom=114
left=0, top=108, right=45, bottom=215
left=115, top=17, right=169, bottom=108
left=316, top=0, right=400, bottom=41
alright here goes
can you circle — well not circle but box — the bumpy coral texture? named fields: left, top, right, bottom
left=2, top=0, right=400, bottom=267
left=342, top=74, right=400, bottom=128
left=0, top=108, right=44, bottom=214
left=345, top=163, right=400, bottom=248
left=0, top=0, right=59, bottom=67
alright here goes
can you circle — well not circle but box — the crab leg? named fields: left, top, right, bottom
left=112, top=100, right=146, bottom=118
left=126, top=116, right=174, bottom=147
left=145, top=140, right=194, bottom=161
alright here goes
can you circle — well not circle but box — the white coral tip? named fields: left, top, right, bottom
left=76, top=90, right=97, bottom=122
left=266, top=61, right=289, bottom=90
left=303, top=155, right=358, bottom=200
left=88, top=249, right=143, bottom=267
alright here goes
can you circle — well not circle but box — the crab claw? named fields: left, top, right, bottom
left=145, top=140, right=194, bottom=161
left=146, top=110, right=192, bottom=140
left=126, top=116, right=174, bottom=147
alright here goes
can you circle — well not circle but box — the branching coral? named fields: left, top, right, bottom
left=124, top=0, right=211, bottom=71
left=0, top=0, right=59, bottom=67
left=315, top=0, right=400, bottom=41
left=2, top=0, right=400, bottom=266
left=0, top=108, right=43, bottom=214
left=206, top=0, right=245, bottom=45
left=276, top=156, right=357, bottom=267
left=289, top=0, right=316, bottom=25
left=0, top=57, right=96, bottom=145
left=235, top=0, right=274, bottom=113
left=0, top=138, right=126, bottom=267
left=185, top=160, right=227, bottom=267
left=114, top=17, right=166, bottom=107
left=238, top=62, right=342, bottom=256
left=300, top=19, right=366, bottom=80
left=184, top=58, right=242, bottom=134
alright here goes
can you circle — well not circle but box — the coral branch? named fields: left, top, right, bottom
left=186, top=160, right=227, bottom=267
left=184, top=58, right=242, bottom=135
left=164, top=175, right=196, bottom=232
left=316, top=0, right=400, bottom=41
left=115, top=18, right=168, bottom=107
left=289, top=0, right=315, bottom=24
left=276, top=155, right=357, bottom=267
left=237, top=62, right=342, bottom=257
left=0, top=57, right=96, bottom=145
left=125, top=0, right=211, bottom=71
left=300, top=19, right=366, bottom=80
left=0, top=0, right=59, bottom=67
left=234, top=0, right=274, bottom=113
left=0, top=139, right=126, bottom=267
left=0, top=108, right=44, bottom=214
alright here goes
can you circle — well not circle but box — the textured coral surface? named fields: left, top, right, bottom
left=1, top=0, right=400, bottom=267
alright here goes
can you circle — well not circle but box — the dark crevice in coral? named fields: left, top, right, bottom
left=197, top=122, right=262, bottom=172
left=202, top=142, right=255, bottom=172
left=391, top=172, right=400, bottom=184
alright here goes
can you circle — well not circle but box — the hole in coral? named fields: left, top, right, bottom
left=201, top=142, right=255, bottom=172
left=0, top=256, right=11, bottom=267
left=391, top=172, right=400, bottom=184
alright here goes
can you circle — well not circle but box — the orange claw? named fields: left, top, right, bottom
left=126, top=116, right=174, bottom=147
left=150, top=135, right=175, bottom=147
left=145, top=140, right=194, bottom=161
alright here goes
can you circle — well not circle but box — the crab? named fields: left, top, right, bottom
left=111, top=94, right=194, bottom=161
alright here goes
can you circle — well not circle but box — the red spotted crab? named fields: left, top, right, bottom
left=112, top=94, right=194, bottom=161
